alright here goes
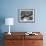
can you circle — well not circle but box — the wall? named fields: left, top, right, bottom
left=0, top=0, right=46, bottom=46
left=0, top=0, right=46, bottom=32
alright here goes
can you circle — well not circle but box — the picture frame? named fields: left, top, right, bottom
left=18, top=9, right=35, bottom=23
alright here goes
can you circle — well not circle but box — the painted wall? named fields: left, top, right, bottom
left=0, top=0, right=46, bottom=32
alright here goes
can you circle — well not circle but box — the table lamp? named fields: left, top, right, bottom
left=5, top=18, right=14, bottom=35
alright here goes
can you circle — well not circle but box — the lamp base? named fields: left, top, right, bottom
left=8, top=32, right=11, bottom=35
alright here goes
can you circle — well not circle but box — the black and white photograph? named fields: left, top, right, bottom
left=18, top=9, right=35, bottom=23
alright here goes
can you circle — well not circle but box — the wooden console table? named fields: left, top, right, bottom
left=4, top=32, right=43, bottom=46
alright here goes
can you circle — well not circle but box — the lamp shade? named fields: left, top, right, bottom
left=5, top=18, right=14, bottom=25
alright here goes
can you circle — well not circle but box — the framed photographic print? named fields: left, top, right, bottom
left=18, top=9, right=35, bottom=23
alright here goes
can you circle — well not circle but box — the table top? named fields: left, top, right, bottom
left=4, top=32, right=43, bottom=40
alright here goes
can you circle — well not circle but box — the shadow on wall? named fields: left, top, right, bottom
left=0, top=16, right=5, bottom=46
